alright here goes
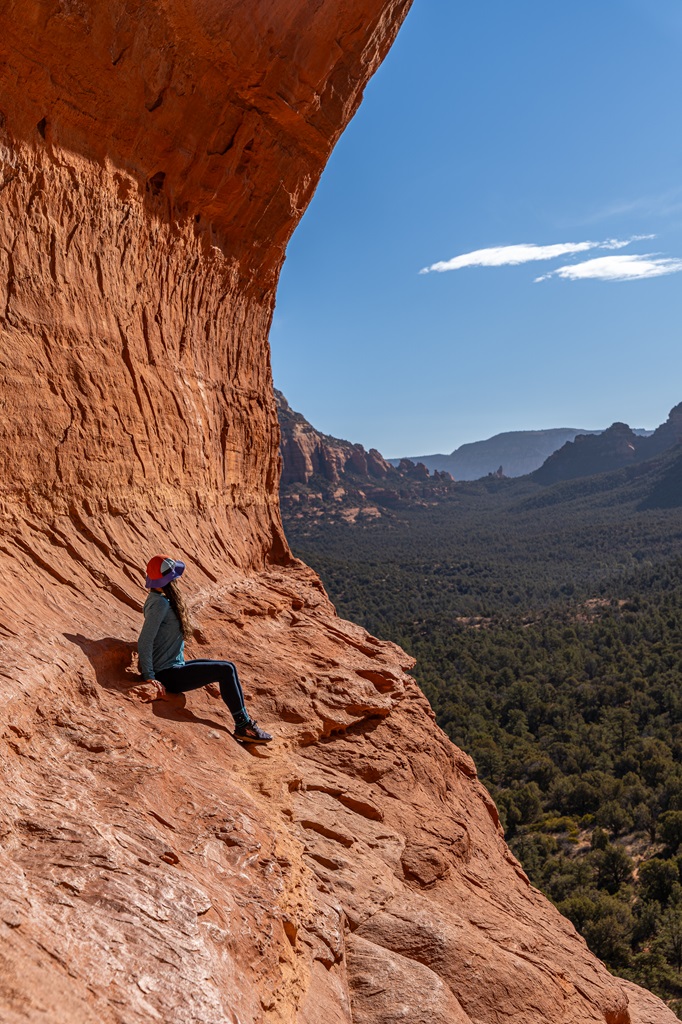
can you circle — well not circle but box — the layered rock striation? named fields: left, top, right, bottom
left=0, top=3, right=676, bottom=1023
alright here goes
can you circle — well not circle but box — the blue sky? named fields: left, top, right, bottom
left=271, top=0, right=682, bottom=458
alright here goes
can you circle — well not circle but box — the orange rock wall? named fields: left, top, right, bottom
left=0, top=0, right=410, bottom=552
left=0, top=3, right=677, bottom=1023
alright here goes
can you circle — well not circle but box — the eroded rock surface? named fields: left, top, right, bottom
left=277, top=390, right=394, bottom=487
left=0, top=2, right=676, bottom=1023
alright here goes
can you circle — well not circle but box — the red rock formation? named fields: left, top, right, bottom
left=0, top=3, right=676, bottom=1023
left=277, top=391, right=393, bottom=487
left=534, top=405, right=682, bottom=485
left=276, top=391, right=457, bottom=527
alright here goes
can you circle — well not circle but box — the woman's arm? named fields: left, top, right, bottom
left=137, top=596, right=168, bottom=682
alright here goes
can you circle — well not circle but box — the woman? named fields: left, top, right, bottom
left=138, top=555, right=272, bottom=744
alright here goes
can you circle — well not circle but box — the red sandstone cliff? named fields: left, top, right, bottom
left=276, top=390, right=455, bottom=525
left=0, top=3, right=676, bottom=1023
left=276, top=391, right=394, bottom=486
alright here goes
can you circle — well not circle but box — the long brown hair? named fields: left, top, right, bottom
left=163, top=579, right=193, bottom=641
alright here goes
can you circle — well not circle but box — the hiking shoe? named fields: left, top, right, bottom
left=234, top=719, right=273, bottom=745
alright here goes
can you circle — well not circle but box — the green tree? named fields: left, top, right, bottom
left=591, top=827, right=609, bottom=851
left=560, top=893, right=597, bottom=933
left=660, top=901, right=682, bottom=973
left=638, top=859, right=679, bottom=906
left=596, top=801, right=634, bottom=838
left=595, top=845, right=634, bottom=895
left=515, top=782, right=543, bottom=824
left=583, top=896, right=633, bottom=968
left=658, top=811, right=682, bottom=854
left=632, top=899, right=661, bottom=946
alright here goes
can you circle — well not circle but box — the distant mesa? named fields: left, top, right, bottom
left=639, top=446, right=682, bottom=509
left=533, top=403, right=682, bottom=485
left=277, top=391, right=682, bottom=528
left=392, top=428, right=602, bottom=480
left=276, top=389, right=675, bottom=497
left=277, top=391, right=594, bottom=487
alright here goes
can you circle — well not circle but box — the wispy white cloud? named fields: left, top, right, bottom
left=536, top=253, right=682, bottom=282
left=419, top=236, right=653, bottom=275
left=579, top=188, right=682, bottom=225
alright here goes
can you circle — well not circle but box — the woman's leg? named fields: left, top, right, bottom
left=156, top=660, right=248, bottom=722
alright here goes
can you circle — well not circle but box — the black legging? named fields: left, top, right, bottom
left=156, top=660, right=247, bottom=721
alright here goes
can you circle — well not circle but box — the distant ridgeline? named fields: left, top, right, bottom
left=277, top=394, right=682, bottom=528
left=275, top=390, right=457, bottom=524
left=391, top=428, right=600, bottom=480
left=533, top=404, right=682, bottom=485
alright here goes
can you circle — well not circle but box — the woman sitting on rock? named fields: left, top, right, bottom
left=138, top=555, right=272, bottom=745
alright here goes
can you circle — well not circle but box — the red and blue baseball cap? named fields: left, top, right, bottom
left=145, top=555, right=186, bottom=589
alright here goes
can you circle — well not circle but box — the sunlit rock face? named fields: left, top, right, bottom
left=0, top=0, right=411, bottom=556
left=0, top=3, right=676, bottom=1023
left=276, top=390, right=394, bottom=485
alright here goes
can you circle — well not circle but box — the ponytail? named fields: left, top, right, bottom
left=163, top=579, right=193, bottom=641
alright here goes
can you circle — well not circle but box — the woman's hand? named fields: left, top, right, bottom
left=151, top=680, right=167, bottom=699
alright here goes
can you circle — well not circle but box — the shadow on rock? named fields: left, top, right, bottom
left=149, top=695, right=236, bottom=738
left=64, top=633, right=139, bottom=692
left=64, top=632, right=243, bottom=740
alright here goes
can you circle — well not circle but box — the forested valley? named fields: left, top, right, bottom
left=283, top=460, right=682, bottom=1014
